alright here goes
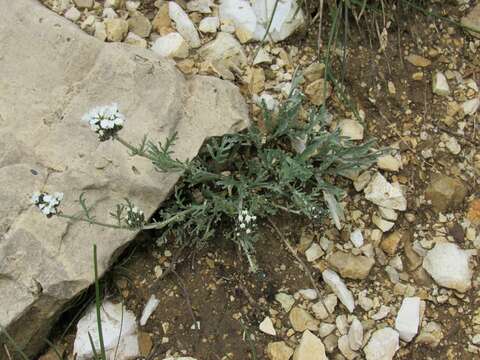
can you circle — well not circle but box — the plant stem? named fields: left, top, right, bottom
left=142, top=208, right=196, bottom=230
left=57, top=214, right=128, bottom=230
left=93, top=244, right=107, bottom=360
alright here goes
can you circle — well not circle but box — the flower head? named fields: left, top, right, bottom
left=235, top=208, right=257, bottom=238
left=82, top=103, right=125, bottom=141
left=31, top=191, right=64, bottom=217
left=125, top=204, right=145, bottom=229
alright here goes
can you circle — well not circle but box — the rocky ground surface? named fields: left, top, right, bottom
left=37, top=0, right=480, bottom=359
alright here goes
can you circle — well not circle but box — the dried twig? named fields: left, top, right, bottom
left=267, top=217, right=331, bottom=315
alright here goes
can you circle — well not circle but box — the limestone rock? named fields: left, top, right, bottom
left=432, top=72, right=450, bottom=96
left=338, top=119, right=364, bottom=140
left=305, top=242, right=324, bottom=262
left=74, top=0, right=93, bottom=9
left=152, top=4, right=172, bottom=34
left=338, top=335, right=358, bottom=359
left=0, top=1, right=249, bottom=356
left=267, top=341, right=294, bottom=360
left=395, top=297, right=420, bottom=342
left=151, top=32, right=189, bottom=59
left=364, top=327, right=399, bottom=360
left=219, top=0, right=257, bottom=36
left=405, top=54, right=431, bottom=67
left=168, top=1, right=201, bottom=48
left=303, top=62, right=325, bottom=82
left=425, top=175, right=467, bottom=212
left=65, top=7, right=81, bottom=22
left=322, top=269, right=355, bottom=313
left=275, top=292, right=295, bottom=313
left=380, top=230, right=406, bottom=256
left=140, top=295, right=160, bottom=326
left=422, top=242, right=472, bottom=292
left=377, top=154, right=402, bottom=172
left=252, top=0, right=305, bottom=42
left=128, top=11, right=152, bottom=38
left=289, top=307, right=319, bottom=332
left=327, top=252, right=375, bottom=280
left=293, top=330, right=328, bottom=360
left=199, top=16, right=220, bottom=33
left=105, top=18, right=129, bottom=42
left=125, top=32, right=147, bottom=48
left=187, top=0, right=214, bottom=14
left=461, top=3, right=480, bottom=39
left=305, top=79, right=331, bottom=106
left=260, top=316, right=277, bottom=336
left=463, top=98, right=480, bottom=116
left=364, top=172, right=407, bottom=211
left=348, top=317, right=363, bottom=351
left=416, top=321, right=444, bottom=347
left=198, top=32, right=247, bottom=70
left=74, top=301, right=139, bottom=360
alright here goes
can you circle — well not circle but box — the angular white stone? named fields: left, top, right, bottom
left=65, top=6, right=81, bottom=21
left=463, top=98, right=480, bottom=115
left=187, top=0, right=214, bottom=14
left=252, top=0, right=305, bottom=42
left=140, top=295, right=160, bottom=326
left=275, top=292, right=295, bottom=313
left=432, top=72, right=450, bottom=96
left=338, top=119, right=364, bottom=140
left=259, top=316, right=277, bottom=336
left=373, top=214, right=395, bottom=232
left=395, top=297, right=420, bottom=342
left=353, top=171, right=372, bottom=192
left=305, top=243, right=324, bottom=262
left=364, top=327, right=399, bottom=360
left=293, top=330, right=328, bottom=360
left=377, top=154, right=402, bottom=172
left=348, top=317, right=363, bottom=351
left=298, top=289, right=318, bottom=301
left=74, top=301, right=139, bottom=360
left=168, top=1, right=201, bottom=48
left=378, top=206, right=398, bottom=221
left=371, top=305, right=390, bottom=320
left=198, top=32, right=247, bottom=69
left=364, top=172, right=407, bottom=211
left=322, top=269, right=355, bottom=313
left=151, top=32, right=189, bottom=59
left=199, top=16, right=219, bottom=33
left=338, top=334, right=358, bottom=360
left=350, top=228, right=364, bottom=248
left=219, top=0, right=257, bottom=33
left=422, top=242, right=473, bottom=292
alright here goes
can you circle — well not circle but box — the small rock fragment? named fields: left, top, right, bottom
left=425, top=175, right=467, bottom=212
left=65, top=7, right=81, bottom=22
left=463, top=98, right=480, bottom=115
left=168, top=1, right=201, bottom=48
left=128, top=11, right=152, bottom=37
left=104, top=18, right=129, bottom=42
left=371, top=305, right=390, bottom=320
left=199, top=16, right=219, bottom=33
left=338, top=335, right=358, bottom=359
left=377, top=154, right=402, bottom=172
left=305, top=79, right=331, bottom=106
left=416, top=321, right=444, bottom=347
left=73, top=0, right=93, bottom=9
left=125, top=32, right=147, bottom=47
left=364, top=173, right=407, bottom=211
left=267, top=341, right=294, bottom=360
left=260, top=316, right=277, bottom=336
left=293, top=330, right=328, bottom=360
left=338, top=119, right=364, bottom=140
left=140, top=295, right=160, bottom=326
left=353, top=171, right=372, bottom=192
left=289, top=307, right=319, bottom=332
left=151, top=32, right=189, bottom=59
left=432, top=72, right=450, bottom=96
left=364, top=327, right=399, bottom=360
left=303, top=62, right=325, bottom=82
left=372, top=215, right=395, bottom=232
left=461, top=3, right=480, bottom=39
left=327, top=252, right=375, bottom=280
left=348, top=317, right=363, bottom=351
left=380, top=231, right=405, bottom=256
left=395, top=297, right=421, bottom=342
left=322, top=269, right=355, bottom=313
left=275, top=292, right=295, bottom=313
left=405, top=54, right=431, bottom=67
left=305, top=243, right=324, bottom=262
left=422, top=242, right=472, bottom=293
left=350, top=229, right=364, bottom=248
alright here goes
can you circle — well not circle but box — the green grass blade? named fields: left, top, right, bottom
left=93, top=244, right=107, bottom=360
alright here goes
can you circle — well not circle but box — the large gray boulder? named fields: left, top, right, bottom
left=0, top=0, right=248, bottom=357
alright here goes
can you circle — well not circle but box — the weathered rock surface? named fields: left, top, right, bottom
left=0, top=1, right=248, bottom=357
left=364, top=173, right=407, bottom=211
left=461, top=3, right=480, bottom=39
left=364, top=327, right=399, bottom=360
left=293, top=330, right=328, bottom=360
left=327, top=252, right=375, bottom=280
left=425, top=175, right=467, bottom=213
left=422, top=243, right=473, bottom=292
left=395, top=297, right=421, bottom=342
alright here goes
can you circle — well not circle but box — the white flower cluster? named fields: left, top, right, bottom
left=235, top=209, right=257, bottom=237
left=126, top=206, right=145, bottom=228
left=82, top=103, right=125, bottom=141
left=31, top=191, right=64, bottom=216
